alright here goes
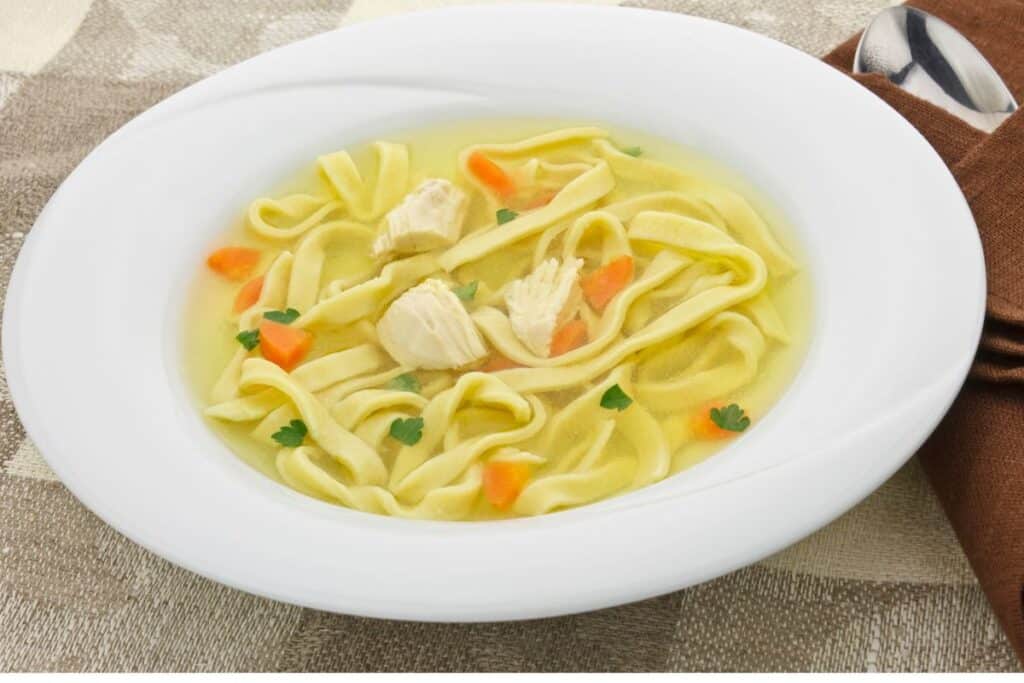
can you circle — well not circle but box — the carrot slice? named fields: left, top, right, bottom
left=690, top=403, right=736, bottom=441
left=207, top=246, right=260, bottom=280
left=258, top=320, right=313, bottom=372
left=549, top=319, right=588, bottom=357
left=468, top=151, right=515, bottom=197
left=581, top=255, right=634, bottom=312
left=482, top=354, right=522, bottom=372
left=483, top=461, right=531, bottom=510
left=233, top=275, right=264, bottom=313
left=524, top=190, right=557, bottom=209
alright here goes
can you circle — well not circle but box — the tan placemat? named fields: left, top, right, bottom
left=0, top=0, right=1018, bottom=672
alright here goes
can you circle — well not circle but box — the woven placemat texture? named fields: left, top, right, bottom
left=0, top=0, right=1018, bottom=672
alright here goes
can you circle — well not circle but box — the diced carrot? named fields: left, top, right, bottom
left=483, top=461, right=531, bottom=510
left=581, top=255, right=634, bottom=312
left=482, top=354, right=522, bottom=372
left=233, top=275, right=264, bottom=313
left=258, top=320, right=313, bottom=372
left=468, top=151, right=515, bottom=197
left=207, top=246, right=261, bottom=280
left=690, top=403, right=736, bottom=441
left=524, top=190, right=557, bottom=209
left=549, top=319, right=588, bottom=357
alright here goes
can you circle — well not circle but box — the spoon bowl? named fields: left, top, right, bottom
left=854, top=6, right=1017, bottom=132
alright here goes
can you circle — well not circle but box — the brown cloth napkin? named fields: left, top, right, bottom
left=825, top=0, right=1024, bottom=663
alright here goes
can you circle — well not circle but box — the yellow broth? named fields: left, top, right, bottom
left=183, top=119, right=811, bottom=520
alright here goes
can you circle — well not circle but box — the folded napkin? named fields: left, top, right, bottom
left=825, top=0, right=1024, bottom=662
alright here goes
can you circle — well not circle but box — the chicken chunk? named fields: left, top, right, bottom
left=505, top=258, right=584, bottom=357
left=373, top=179, right=468, bottom=259
left=377, top=278, right=487, bottom=370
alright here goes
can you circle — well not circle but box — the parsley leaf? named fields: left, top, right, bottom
left=263, top=308, right=300, bottom=324
left=600, top=384, right=633, bottom=411
left=452, top=280, right=479, bottom=302
left=235, top=329, right=260, bottom=351
left=271, top=419, right=308, bottom=448
left=710, top=404, right=751, bottom=432
left=496, top=208, right=519, bottom=225
left=389, top=417, right=424, bottom=446
left=387, top=373, right=421, bottom=394
left=621, top=146, right=643, bottom=157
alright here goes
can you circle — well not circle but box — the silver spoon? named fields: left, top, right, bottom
left=853, top=6, right=1018, bottom=133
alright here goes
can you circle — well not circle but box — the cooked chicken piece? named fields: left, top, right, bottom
left=505, top=258, right=583, bottom=357
left=377, top=278, right=487, bottom=370
left=373, top=179, right=468, bottom=259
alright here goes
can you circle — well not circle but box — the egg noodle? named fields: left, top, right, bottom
left=198, top=126, right=805, bottom=520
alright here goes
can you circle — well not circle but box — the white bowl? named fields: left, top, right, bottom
left=3, top=5, right=984, bottom=621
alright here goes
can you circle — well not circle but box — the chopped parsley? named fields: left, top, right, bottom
left=710, top=404, right=751, bottom=432
left=387, top=373, right=421, bottom=394
left=621, top=146, right=643, bottom=157
left=496, top=208, right=519, bottom=225
left=389, top=417, right=424, bottom=446
left=271, top=419, right=308, bottom=448
left=235, top=329, right=260, bottom=351
left=263, top=308, right=300, bottom=324
left=452, top=280, right=479, bottom=302
left=600, top=384, right=633, bottom=411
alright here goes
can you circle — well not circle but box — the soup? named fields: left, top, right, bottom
left=185, top=120, right=811, bottom=520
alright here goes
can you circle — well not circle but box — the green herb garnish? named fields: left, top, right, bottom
left=621, top=146, right=643, bottom=157
left=710, top=404, right=751, bottom=432
left=496, top=208, right=519, bottom=225
left=263, top=308, right=300, bottom=324
left=271, top=419, right=308, bottom=447
left=389, top=417, right=424, bottom=446
left=452, top=280, right=479, bottom=302
left=235, top=329, right=260, bottom=351
left=600, top=384, right=633, bottom=411
left=387, top=373, right=421, bottom=394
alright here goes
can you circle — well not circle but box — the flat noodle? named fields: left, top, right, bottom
left=277, top=447, right=483, bottom=521
left=297, top=254, right=438, bottom=327
left=331, top=389, right=428, bottom=430
left=594, top=140, right=796, bottom=276
left=635, top=312, right=766, bottom=409
left=318, top=142, right=410, bottom=222
left=199, top=126, right=803, bottom=520
left=206, top=344, right=388, bottom=421
left=437, top=162, right=616, bottom=271
left=286, top=221, right=376, bottom=312
left=389, top=372, right=534, bottom=490
left=248, top=195, right=343, bottom=241
left=239, top=359, right=388, bottom=486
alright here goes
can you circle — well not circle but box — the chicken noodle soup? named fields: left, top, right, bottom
left=185, top=120, right=811, bottom=520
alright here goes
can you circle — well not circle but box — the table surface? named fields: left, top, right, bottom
left=0, top=0, right=1018, bottom=672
